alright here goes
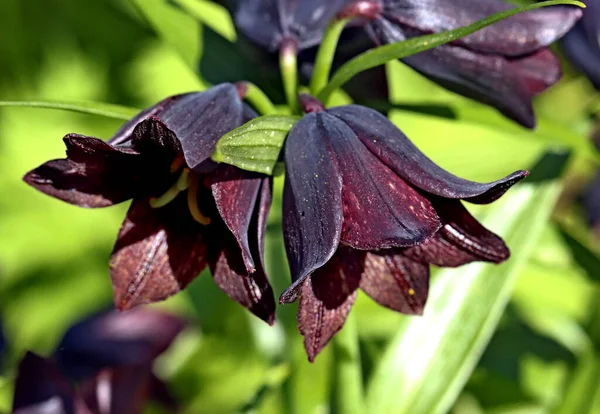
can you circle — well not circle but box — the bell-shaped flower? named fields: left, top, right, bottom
left=23, top=83, right=275, bottom=324
left=281, top=95, right=528, bottom=360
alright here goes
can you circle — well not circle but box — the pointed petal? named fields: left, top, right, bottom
left=322, top=112, right=440, bottom=249
left=281, top=113, right=343, bottom=303
left=404, top=200, right=509, bottom=266
left=211, top=165, right=262, bottom=273
left=209, top=232, right=276, bottom=324
left=55, top=309, right=185, bottom=381
left=360, top=250, right=429, bottom=314
left=12, top=352, right=89, bottom=414
left=297, top=247, right=363, bottom=361
left=110, top=197, right=208, bottom=310
left=384, top=0, right=581, bottom=56
left=23, top=135, right=145, bottom=208
left=329, top=105, right=528, bottom=202
left=158, top=84, right=253, bottom=173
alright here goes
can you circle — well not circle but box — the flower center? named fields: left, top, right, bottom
left=149, top=157, right=212, bottom=225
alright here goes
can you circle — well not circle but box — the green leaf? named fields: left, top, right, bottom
left=212, top=115, right=299, bottom=175
left=0, top=100, right=139, bottom=120
left=128, top=0, right=201, bottom=68
left=174, top=0, right=237, bottom=42
left=365, top=154, right=567, bottom=414
left=317, top=0, right=586, bottom=103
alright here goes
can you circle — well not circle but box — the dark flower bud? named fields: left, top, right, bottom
left=23, top=84, right=275, bottom=323
left=282, top=96, right=527, bottom=360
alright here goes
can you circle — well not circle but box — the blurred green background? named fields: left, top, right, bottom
left=0, top=0, right=599, bottom=413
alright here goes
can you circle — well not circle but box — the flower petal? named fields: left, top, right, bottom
left=23, top=135, right=146, bottom=208
left=562, top=24, right=600, bottom=90
left=297, top=247, right=363, bottom=361
left=383, top=0, right=581, bottom=56
left=360, top=250, right=429, bottom=314
left=405, top=200, right=510, bottom=267
left=322, top=112, right=440, bottom=249
left=281, top=113, right=343, bottom=303
left=211, top=165, right=262, bottom=273
left=158, top=84, right=254, bottom=173
left=12, top=352, right=89, bottom=414
left=55, top=309, right=185, bottom=381
left=110, top=197, right=208, bottom=310
left=329, top=105, right=528, bottom=202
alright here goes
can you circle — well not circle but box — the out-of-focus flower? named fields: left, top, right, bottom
left=23, top=84, right=275, bottom=324
left=235, top=0, right=351, bottom=52
left=12, top=309, right=184, bottom=414
left=281, top=95, right=527, bottom=360
left=345, top=0, right=581, bottom=128
left=561, top=1, right=600, bottom=89
left=582, top=172, right=600, bottom=238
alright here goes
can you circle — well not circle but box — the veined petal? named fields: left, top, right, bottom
left=360, top=250, right=429, bottom=314
left=329, top=105, right=528, bottom=202
left=158, top=84, right=252, bottom=173
left=297, top=247, right=363, bottom=361
left=321, top=112, right=440, bottom=249
left=22, top=135, right=159, bottom=208
left=383, top=0, right=581, bottom=56
left=110, top=197, right=208, bottom=310
left=55, top=309, right=186, bottom=381
left=281, top=113, right=344, bottom=303
left=211, top=165, right=262, bottom=273
left=406, top=199, right=509, bottom=266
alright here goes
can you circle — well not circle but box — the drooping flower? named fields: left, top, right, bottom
left=12, top=309, right=184, bottom=414
left=281, top=95, right=528, bottom=360
left=561, top=0, right=600, bottom=89
left=23, top=83, right=275, bottom=324
left=344, top=0, right=581, bottom=128
left=235, top=0, right=351, bottom=52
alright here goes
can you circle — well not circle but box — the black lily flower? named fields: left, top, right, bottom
left=23, top=83, right=275, bottom=324
left=345, top=0, right=581, bottom=128
left=561, top=0, right=600, bottom=89
left=12, top=309, right=184, bottom=414
left=281, top=95, right=528, bottom=361
left=235, top=0, right=351, bottom=52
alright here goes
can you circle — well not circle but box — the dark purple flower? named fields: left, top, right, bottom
left=561, top=1, right=600, bottom=89
left=23, top=83, right=275, bottom=324
left=346, top=0, right=581, bottom=128
left=235, top=0, right=351, bottom=52
left=12, top=309, right=184, bottom=414
left=582, top=172, right=600, bottom=237
left=281, top=95, right=527, bottom=360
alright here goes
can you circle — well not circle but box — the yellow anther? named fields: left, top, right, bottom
left=187, top=174, right=211, bottom=225
left=408, top=288, right=415, bottom=296
left=149, top=169, right=189, bottom=208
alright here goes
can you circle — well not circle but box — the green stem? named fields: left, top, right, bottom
left=279, top=39, right=299, bottom=113
left=238, top=82, right=278, bottom=115
left=309, top=17, right=350, bottom=96
left=333, top=312, right=365, bottom=414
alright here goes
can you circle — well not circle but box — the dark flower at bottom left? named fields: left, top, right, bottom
left=23, top=83, right=275, bottom=323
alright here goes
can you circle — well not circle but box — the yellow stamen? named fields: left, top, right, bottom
left=149, top=169, right=190, bottom=208
left=408, top=288, right=415, bottom=296
left=170, top=155, right=185, bottom=173
left=187, top=174, right=211, bottom=225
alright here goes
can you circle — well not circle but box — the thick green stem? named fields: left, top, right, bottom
left=309, top=17, right=350, bottom=96
left=333, top=312, right=365, bottom=414
left=279, top=39, right=299, bottom=113
left=238, top=82, right=277, bottom=115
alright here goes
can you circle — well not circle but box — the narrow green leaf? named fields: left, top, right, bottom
left=174, top=0, right=237, bottom=42
left=318, top=0, right=586, bottom=103
left=366, top=155, right=567, bottom=414
left=0, top=100, right=140, bottom=120
left=212, top=115, right=299, bottom=175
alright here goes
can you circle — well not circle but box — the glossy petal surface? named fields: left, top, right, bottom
left=360, top=249, right=429, bottom=314
left=281, top=113, right=343, bottom=302
left=55, top=309, right=185, bottom=381
left=211, top=165, right=262, bottom=273
left=405, top=200, right=509, bottom=267
left=110, top=198, right=208, bottom=310
left=297, top=247, right=362, bottom=361
left=383, top=0, right=581, bottom=56
left=330, top=105, right=528, bottom=202
left=321, top=112, right=440, bottom=249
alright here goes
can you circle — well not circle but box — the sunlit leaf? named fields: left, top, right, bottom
left=0, top=100, right=139, bottom=120
left=174, top=0, right=237, bottom=42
